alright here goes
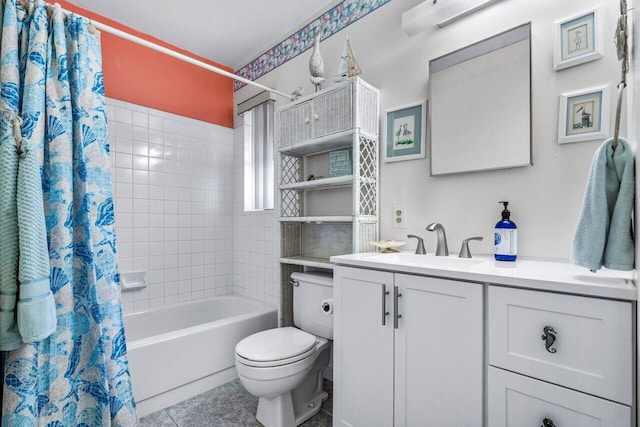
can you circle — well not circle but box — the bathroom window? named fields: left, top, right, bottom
left=243, top=98, right=275, bottom=211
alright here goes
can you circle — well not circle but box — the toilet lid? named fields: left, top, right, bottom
left=235, top=327, right=316, bottom=362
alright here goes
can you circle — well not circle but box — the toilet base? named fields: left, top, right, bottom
left=291, top=341, right=331, bottom=424
left=255, top=385, right=328, bottom=427
left=256, top=392, right=296, bottom=427
left=293, top=390, right=327, bottom=425
left=255, top=340, right=331, bottom=427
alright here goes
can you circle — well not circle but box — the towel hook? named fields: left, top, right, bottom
left=613, top=81, right=626, bottom=152
left=612, top=0, right=628, bottom=152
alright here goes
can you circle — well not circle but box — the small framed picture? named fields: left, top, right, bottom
left=558, top=84, right=610, bottom=144
left=553, top=6, right=603, bottom=71
left=383, top=101, right=426, bottom=163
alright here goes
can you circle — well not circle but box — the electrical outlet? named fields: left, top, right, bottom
left=392, top=204, right=407, bottom=229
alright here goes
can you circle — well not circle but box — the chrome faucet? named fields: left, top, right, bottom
left=426, top=223, right=449, bottom=256
left=459, top=236, right=483, bottom=258
left=407, top=234, right=426, bottom=255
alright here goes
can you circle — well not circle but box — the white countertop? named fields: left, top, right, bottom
left=330, top=252, right=637, bottom=301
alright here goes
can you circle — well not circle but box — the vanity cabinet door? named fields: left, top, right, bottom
left=278, top=100, right=313, bottom=146
left=334, top=266, right=394, bottom=427
left=394, top=274, right=483, bottom=427
left=488, top=367, right=631, bottom=427
left=488, top=286, right=632, bottom=405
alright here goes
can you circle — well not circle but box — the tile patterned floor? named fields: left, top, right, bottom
left=138, top=378, right=333, bottom=427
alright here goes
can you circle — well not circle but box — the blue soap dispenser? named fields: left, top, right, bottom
left=494, top=201, right=517, bottom=261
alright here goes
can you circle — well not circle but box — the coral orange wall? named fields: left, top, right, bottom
left=57, top=1, right=234, bottom=128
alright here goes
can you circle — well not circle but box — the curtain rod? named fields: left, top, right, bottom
left=58, top=6, right=295, bottom=101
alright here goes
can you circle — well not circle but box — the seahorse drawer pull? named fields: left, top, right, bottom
left=541, top=418, right=556, bottom=427
left=541, top=326, right=557, bottom=353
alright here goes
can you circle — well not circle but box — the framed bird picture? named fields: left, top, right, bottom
left=383, top=100, right=427, bottom=163
left=553, top=6, right=604, bottom=71
left=557, top=84, right=610, bottom=144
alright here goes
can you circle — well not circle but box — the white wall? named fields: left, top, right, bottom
left=107, top=98, right=235, bottom=313
left=235, top=0, right=626, bottom=260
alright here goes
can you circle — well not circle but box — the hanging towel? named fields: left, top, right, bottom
left=0, top=124, right=56, bottom=350
left=571, top=137, right=635, bottom=271
left=0, top=138, right=23, bottom=350
left=16, top=137, right=57, bottom=342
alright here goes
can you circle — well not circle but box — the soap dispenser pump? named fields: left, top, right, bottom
left=494, top=201, right=517, bottom=261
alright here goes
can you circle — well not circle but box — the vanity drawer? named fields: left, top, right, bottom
left=488, top=367, right=631, bottom=427
left=488, top=286, right=632, bottom=405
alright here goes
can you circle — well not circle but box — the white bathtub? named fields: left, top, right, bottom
left=124, top=295, right=278, bottom=416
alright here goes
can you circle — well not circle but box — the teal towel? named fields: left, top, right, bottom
left=0, top=131, right=56, bottom=350
left=16, top=138, right=57, bottom=342
left=571, top=137, right=635, bottom=271
left=0, top=139, right=22, bottom=350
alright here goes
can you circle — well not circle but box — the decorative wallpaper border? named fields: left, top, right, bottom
left=234, top=0, right=392, bottom=91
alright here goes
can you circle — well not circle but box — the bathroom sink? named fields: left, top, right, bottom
left=368, top=253, right=486, bottom=270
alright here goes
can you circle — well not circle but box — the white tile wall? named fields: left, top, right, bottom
left=107, top=98, right=235, bottom=313
left=232, top=125, right=281, bottom=308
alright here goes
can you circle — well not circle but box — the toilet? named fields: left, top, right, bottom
left=234, top=272, right=333, bottom=427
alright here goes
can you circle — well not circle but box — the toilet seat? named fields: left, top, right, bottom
left=235, top=327, right=317, bottom=368
left=236, top=345, right=316, bottom=368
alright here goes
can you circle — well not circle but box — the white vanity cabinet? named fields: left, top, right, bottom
left=333, top=266, right=484, bottom=427
left=331, top=253, right=636, bottom=427
left=487, top=286, right=633, bottom=426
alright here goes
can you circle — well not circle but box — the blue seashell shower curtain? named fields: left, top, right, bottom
left=0, top=0, right=137, bottom=425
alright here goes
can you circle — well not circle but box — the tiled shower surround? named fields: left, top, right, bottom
left=232, top=126, right=281, bottom=309
left=107, top=98, right=281, bottom=314
left=107, top=98, right=237, bottom=313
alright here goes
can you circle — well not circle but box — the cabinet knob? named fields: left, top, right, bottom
left=314, top=114, right=319, bottom=120
left=541, top=326, right=557, bottom=353
left=304, top=117, right=310, bottom=124
left=541, top=418, right=556, bottom=427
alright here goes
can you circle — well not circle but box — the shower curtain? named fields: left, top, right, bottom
left=0, top=1, right=137, bottom=425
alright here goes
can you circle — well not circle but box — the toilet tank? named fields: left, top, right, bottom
left=291, top=272, right=333, bottom=340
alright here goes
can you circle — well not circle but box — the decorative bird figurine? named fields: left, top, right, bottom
left=291, top=86, right=304, bottom=100
left=309, top=34, right=325, bottom=92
